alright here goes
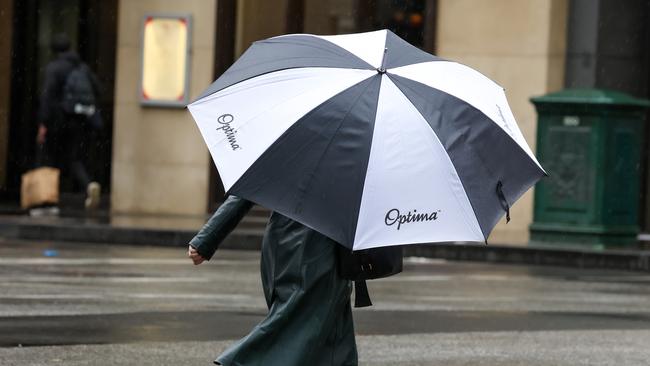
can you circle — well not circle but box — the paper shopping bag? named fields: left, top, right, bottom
left=20, top=167, right=60, bottom=209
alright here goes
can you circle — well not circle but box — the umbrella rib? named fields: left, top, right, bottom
left=194, top=63, right=372, bottom=102
left=262, top=36, right=375, bottom=69
left=386, top=75, right=488, bottom=241
left=199, top=35, right=376, bottom=99
left=263, top=39, right=372, bottom=64
left=293, top=78, right=378, bottom=226
left=387, top=73, right=544, bottom=176
left=203, top=71, right=375, bottom=150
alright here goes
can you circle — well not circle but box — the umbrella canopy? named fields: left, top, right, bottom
left=188, top=29, right=545, bottom=251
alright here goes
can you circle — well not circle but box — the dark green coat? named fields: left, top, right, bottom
left=190, top=195, right=358, bottom=366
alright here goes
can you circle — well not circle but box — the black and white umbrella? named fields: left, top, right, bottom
left=188, top=30, right=545, bottom=250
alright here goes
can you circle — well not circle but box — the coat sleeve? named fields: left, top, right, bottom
left=189, top=195, right=254, bottom=260
left=84, top=63, right=103, bottom=98
left=38, top=63, right=60, bottom=127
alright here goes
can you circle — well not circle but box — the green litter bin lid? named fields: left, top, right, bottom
left=531, top=88, right=650, bottom=108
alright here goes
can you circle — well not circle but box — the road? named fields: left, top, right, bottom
left=1, top=238, right=649, bottom=365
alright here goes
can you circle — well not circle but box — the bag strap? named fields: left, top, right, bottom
left=34, top=143, right=47, bottom=168
left=354, top=280, right=372, bottom=308
left=496, top=181, right=510, bottom=223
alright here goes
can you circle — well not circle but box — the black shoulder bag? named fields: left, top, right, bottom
left=337, top=245, right=403, bottom=308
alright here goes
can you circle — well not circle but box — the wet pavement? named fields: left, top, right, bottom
left=1, top=238, right=650, bottom=365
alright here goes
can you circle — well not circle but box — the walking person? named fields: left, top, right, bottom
left=188, top=195, right=358, bottom=366
left=37, top=33, right=102, bottom=211
left=186, top=29, right=546, bottom=366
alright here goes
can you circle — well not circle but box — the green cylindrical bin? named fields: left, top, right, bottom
left=530, top=89, right=650, bottom=249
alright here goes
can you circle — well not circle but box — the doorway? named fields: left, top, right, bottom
left=3, top=0, right=117, bottom=211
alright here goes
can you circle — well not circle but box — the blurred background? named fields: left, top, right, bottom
left=1, top=2, right=650, bottom=365
left=0, top=0, right=649, bottom=248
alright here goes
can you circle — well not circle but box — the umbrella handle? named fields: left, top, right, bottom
left=496, top=181, right=511, bottom=223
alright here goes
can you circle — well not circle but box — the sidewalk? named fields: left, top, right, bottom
left=0, top=211, right=649, bottom=272
left=0, top=209, right=266, bottom=250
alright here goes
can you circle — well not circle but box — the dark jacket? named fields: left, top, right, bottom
left=189, top=196, right=358, bottom=365
left=38, top=51, right=100, bottom=129
left=189, top=196, right=254, bottom=260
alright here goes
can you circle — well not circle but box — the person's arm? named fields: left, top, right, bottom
left=85, top=63, right=102, bottom=98
left=38, top=63, right=59, bottom=129
left=188, top=195, right=253, bottom=263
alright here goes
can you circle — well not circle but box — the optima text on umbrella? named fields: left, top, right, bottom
left=217, top=114, right=241, bottom=151
left=385, top=208, right=439, bottom=230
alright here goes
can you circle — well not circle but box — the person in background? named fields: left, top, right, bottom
left=37, top=33, right=102, bottom=211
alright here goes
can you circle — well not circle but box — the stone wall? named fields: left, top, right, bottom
left=436, top=0, right=568, bottom=244
left=111, top=0, right=216, bottom=215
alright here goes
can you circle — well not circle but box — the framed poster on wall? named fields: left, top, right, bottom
left=140, top=14, right=192, bottom=107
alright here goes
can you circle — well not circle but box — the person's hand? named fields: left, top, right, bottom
left=188, top=245, right=206, bottom=265
left=36, top=124, right=47, bottom=145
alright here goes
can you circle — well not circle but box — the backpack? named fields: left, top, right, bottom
left=337, top=245, right=403, bottom=308
left=62, top=64, right=96, bottom=116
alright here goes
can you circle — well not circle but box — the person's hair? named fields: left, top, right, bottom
left=50, top=33, right=71, bottom=54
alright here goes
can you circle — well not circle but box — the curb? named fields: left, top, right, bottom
left=404, top=243, right=650, bottom=272
left=1, top=216, right=649, bottom=272
left=0, top=217, right=263, bottom=250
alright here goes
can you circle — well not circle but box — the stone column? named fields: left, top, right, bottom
left=111, top=0, right=217, bottom=215
left=436, top=0, right=569, bottom=245
left=0, top=0, right=12, bottom=189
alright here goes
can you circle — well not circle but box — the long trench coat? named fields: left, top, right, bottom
left=189, top=195, right=358, bottom=366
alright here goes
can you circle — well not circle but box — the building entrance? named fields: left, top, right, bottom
left=2, top=0, right=117, bottom=211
